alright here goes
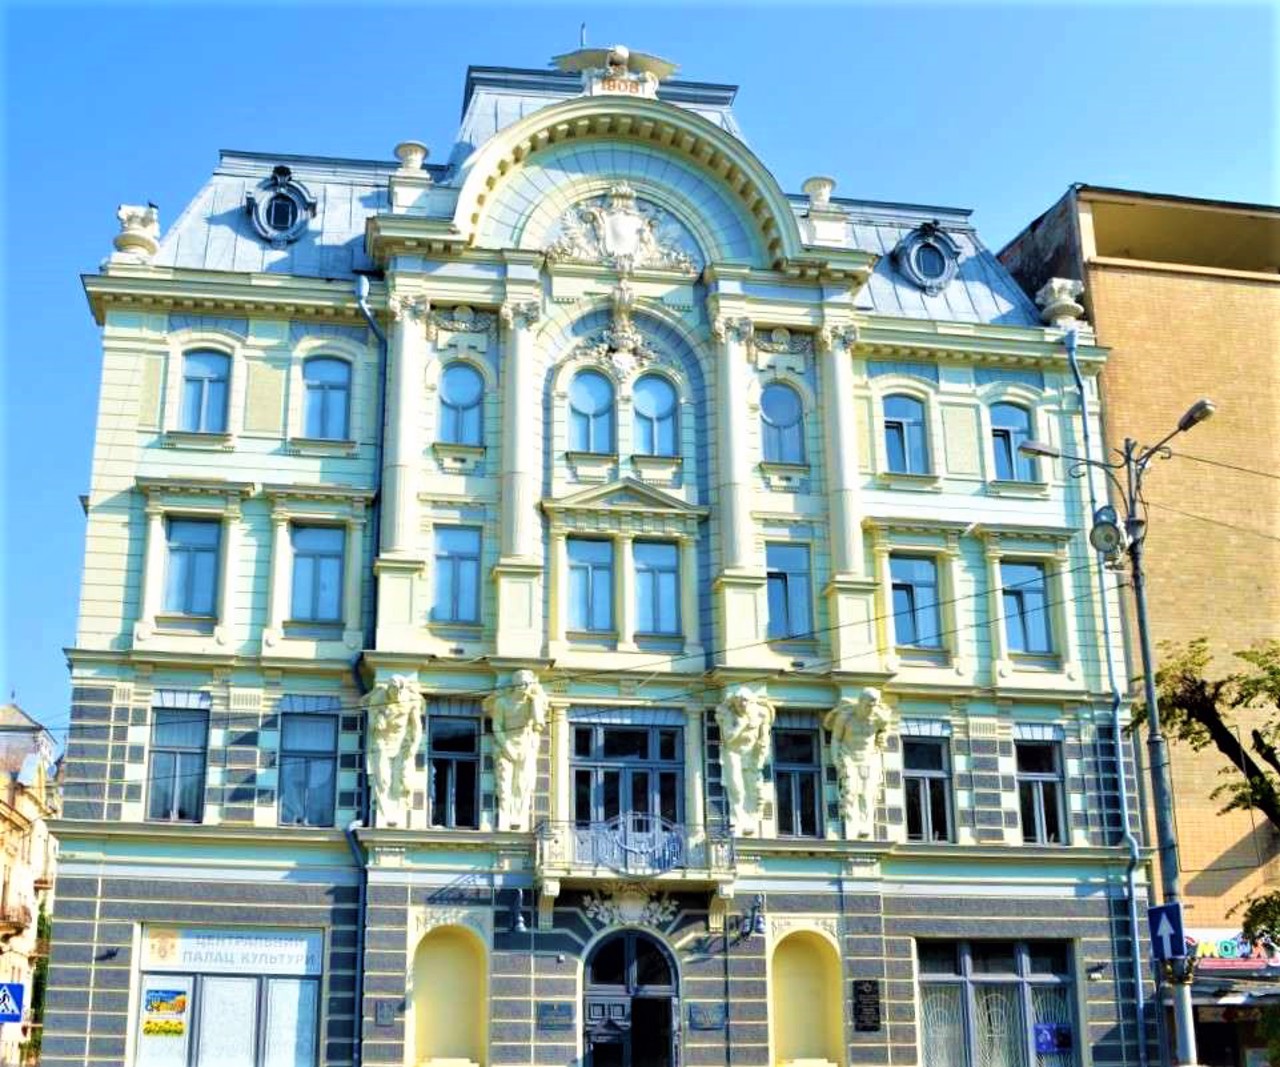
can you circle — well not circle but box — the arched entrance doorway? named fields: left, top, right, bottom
left=584, top=930, right=678, bottom=1067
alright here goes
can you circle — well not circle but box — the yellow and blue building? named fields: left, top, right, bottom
left=48, top=47, right=1153, bottom=1067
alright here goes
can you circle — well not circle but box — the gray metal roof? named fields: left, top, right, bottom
left=147, top=65, right=1039, bottom=326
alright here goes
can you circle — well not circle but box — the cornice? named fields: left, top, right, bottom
left=858, top=316, right=1107, bottom=369
left=83, top=265, right=378, bottom=326
left=136, top=475, right=255, bottom=498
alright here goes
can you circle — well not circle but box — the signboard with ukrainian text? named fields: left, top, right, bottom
left=1187, top=928, right=1280, bottom=974
left=135, top=974, right=192, bottom=1067
left=141, top=927, right=323, bottom=976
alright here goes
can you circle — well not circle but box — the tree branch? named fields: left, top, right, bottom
left=1182, top=702, right=1280, bottom=830
left=1252, top=728, right=1280, bottom=779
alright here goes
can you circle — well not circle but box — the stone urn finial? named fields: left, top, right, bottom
left=113, top=203, right=160, bottom=262
left=802, top=175, right=837, bottom=212
left=1035, top=278, right=1086, bottom=327
left=394, top=140, right=429, bottom=171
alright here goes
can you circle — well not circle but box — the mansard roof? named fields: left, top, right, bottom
left=144, top=60, right=1040, bottom=327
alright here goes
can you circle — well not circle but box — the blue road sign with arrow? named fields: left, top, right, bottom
left=1148, top=902, right=1187, bottom=962
left=0, top=983, right=23, bottom=1023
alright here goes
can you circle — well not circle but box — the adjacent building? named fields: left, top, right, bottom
left=1002, top=186, right=1280, bottom=1067
left=0, top=703, right=59, bottom=1066
left=50, top=49, right=1152, bottom=1067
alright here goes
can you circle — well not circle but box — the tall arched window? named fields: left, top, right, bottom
left=439, top=362, right=484, bottom=446
left=761, top=382, right=804, bottom=463
left=569, top=370, right=614, bottom=454
left=180, top=350, right=230, bottom=433
left=633, top=374, right=678, bottom=456
left=990, top=402, right=1036, bottom=481
left=303, top=357, right=351, bottom=440
left=883, top=394, right=929, bottom=473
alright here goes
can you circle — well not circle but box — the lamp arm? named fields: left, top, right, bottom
left=1065, top=458, right=1126, bottom=502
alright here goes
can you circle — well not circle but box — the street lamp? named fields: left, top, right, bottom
left=1021, top=397, right=1215, bottom=1067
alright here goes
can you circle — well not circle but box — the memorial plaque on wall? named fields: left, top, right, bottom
left=537, top=1002, right=575, bottom=1031
left=688, top=1003, right=727, bottom=1030
left=853, top=979, right=882, bottom=1032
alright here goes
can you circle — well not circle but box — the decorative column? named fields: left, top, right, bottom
left=549, top=699, right=571, bottom=826
left=215, top=501, right=241, bottom=647
left=982, top=533, right=1011, bottom=683
left=134, top=503, right=168, bottom=643
left=383, top=289, right=433, bottom=556
left=616, top=532, right=635, bottom=651
left=819, top=322, right=879, bottom=672
left=683, top=706, right=705, bottom=834
left=342, top=506, right=366, bottom=649
left=263, top=507, right=291, bottom=649
left=493, top=298, right=546, bottom=658
left=678, top=534, right=702, bottom=661
left=547, top=528, right=569, bottom=653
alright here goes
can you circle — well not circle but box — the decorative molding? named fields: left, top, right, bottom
left=572, top=279, right=658, bottom=377
left=500, top=300, right=541, bottom=330
left=768, top=914, right=840, bottom=943
left=817, top=323, right=858, bottom=354
left=544, top=182, right=699, bottom=274
left=389, top=292, right=433, bottom=336
left=711, top=315, right=754, bottom=345
left=583, top=883, right=678, bottom=929
left=432, top=305, right=496, bottom=335
left=1035, top=278, right=1086, bottom=327
left=752, top=326, right=814, bottom=374
left=112, top=204, right=160, bottom=263
left=409, top=904, right=492, bottom=946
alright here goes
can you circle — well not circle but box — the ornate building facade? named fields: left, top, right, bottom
left=49, top=48, right=1150, bottom=1067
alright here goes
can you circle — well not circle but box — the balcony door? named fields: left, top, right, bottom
left=572, top=723, right=683, bottom=875
left=584, top=931, right=678, bottom=1067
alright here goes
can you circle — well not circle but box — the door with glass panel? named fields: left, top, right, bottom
left=572, top=723, right=683, bottom=874
left=584, top=931, right=678, bottom=1067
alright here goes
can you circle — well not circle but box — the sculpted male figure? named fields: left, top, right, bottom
left=362, top=676, right=425, bottom=828
left=485, top=669, right=550, bottom=832
left=715, top=686, right=776, bottom=836
left=824, top=687, right=891, bottom=840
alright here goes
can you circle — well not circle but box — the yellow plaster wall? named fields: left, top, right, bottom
left=1089, top=262, right=1280, bottom=926
left=410, top=926, right=488, bottom=1067
left=769, top=932, right=844, bottom=1067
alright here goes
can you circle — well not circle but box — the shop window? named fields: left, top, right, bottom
left=917, top=939, right=1076, bottom=1067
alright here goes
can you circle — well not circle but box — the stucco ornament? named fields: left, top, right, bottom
left=715, top=686, right=776, bottom=836
left=584, top=883, right=678, bottom=929
left=485, top=670, right=550, bottom=831
left=576, top=279, right=658, bottom=377
left=112, top=203, right=160, bottom=262
left=552, top=44, right=677, bottom=100
left=362, top=676, right=425, bottom=828
left=823, top=687, right=892, bottom=840
left=546, top=183, right=698, bottom=274
left=1035, top=277, right=1086, bottom=327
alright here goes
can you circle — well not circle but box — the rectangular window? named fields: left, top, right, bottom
left=429, top=717, right=480, bottom=829
left=903, top=738, right=952, bottom=842
left=916, top=940, right=1076, bottom=1067
left=433, top=526, right=482, bottom=624
left=180, top=351, right=230, bottom=434
left=1017, top=741, right=1065, bottom=844
left=278, top=714, right=337, bottom=827
left=572, top=723, right=682, bottom=827
left=163, top=519, right=221, bottom=617
left=774, top=727, right=821, bottom=837
left=634, top=541, right=679, bottom=635
left=1001, top=561, right=1053, bottom=654
left=765, top=543, right=812, bottom=640
left=290, top=526, right=344, bottom=623
left=568, top=538, right=614, bottom=632
left=147, top=708, right=209, bottom=823
left=890, top=555, right=942, bottom=648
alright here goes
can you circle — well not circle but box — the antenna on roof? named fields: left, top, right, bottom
left=580, top=22, right=587, bottom=47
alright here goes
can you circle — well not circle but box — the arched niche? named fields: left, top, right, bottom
left=409, top=925, right=488, bottom=1067
left=770, top=930, right=845, bottom=1067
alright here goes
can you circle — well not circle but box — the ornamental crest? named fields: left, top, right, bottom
left=584, top=883, right=679, bottom=930
left=546, top=184, right=700, bottom=274
left=575, top=280, right=659, bottom=378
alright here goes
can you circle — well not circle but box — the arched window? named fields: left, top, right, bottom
left=883, top=394, right=929, bottom=474
left=439, top=362, right=484, bottom=446
left=180, top=350, right=230, bottom=433
left=991, top=403, right=1036, bottom=481
left=633, top=374, right=678, bottom=456
left=761, top=382, right=804, bottom=463
left=303, top=357, right=351, bottom=440
left=569, top=370, right=614, bottom=454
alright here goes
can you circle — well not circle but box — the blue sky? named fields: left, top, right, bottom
left=1, top=1, right=1275, bottom=739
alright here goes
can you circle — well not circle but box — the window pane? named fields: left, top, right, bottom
left=204, top=381, right=228, bottom=433
left=1041, top=783, right=1062, bottom=844
left=659, top=771, right=679, bottom=822
left=590, top=569, right=612, bottom=630
left=766, top=574, right=788, bottom=640
left=920, top=985, right=966, bottom=1067
left=1031, top=986, right=1074, bottom=1067
left=189, top=550, right=218, bottom=615
left=1017, top=743, right=1057, bottom=774
left=776, top=772, right=796, bottom=836
left=993, top=429, right=1016, bottom=480
left=574, top=769, right=592, bottom=825
left=431, top=718, right=478, bottom=754
left=656, top=570, right=678, bottom=632
left=456, top=558, right=479, bottom=622
left=885, top=423, right=907, bottom=472
left=304, top=357, right=349, bottom=385
left=153, top=709, right=209, bottom=748
left=630, top=770, right=651, bottom=816
left=602, top=771, right=620, bottom=820
left=148, top=751, right=176, bottom=820
left=636, top=569, right=655, bottom=632
left=971, top=941, right=1018, bottom=975
left=892, top=585, right=917, bottom=645
left=279, top=756, right=309, bottom=825
left=761, top=384, right=803, bottom=463
left=433, top=559, right=455, bottom=622
left=904, top=739, right=945, bottom=772
left=918, top=942, right=960, bottom=975
left=453, top=759, right=478, bottom=828
left=928, top=778, right=951, bottom=842
left=436, top=526, right=479, bottom=556
left=634, top=376, right=676, bottom=456
left=181, top=378, right=204, bottom=432
left=574, top=728, right=593, bottom=758
left=775, top=729, right=816, bottom=765
left=634, top=414, right=655, bottom=456
left=786, top=574, right=811, bottom=636
left=905, top=778, right=925, bottom=841
left=569, top=539, right=612, bottom=564
left=195, top=977, right=258, bottom=1067
left=568, top=565, right=590, bottom=631
left=766, top=543, right=809, bottom=574
left=590, top=937, right=626, bottom=986
left=1027, top=942, right=1070, bottom=976
left=798, top=772, right=818, bottom=836
left=603, top=729, right=649, bottom=760
left=282, top=715, right=337, bottom=752
left=658, top=731, right=678, bottom=761
left=263, top=978, right=318, bottom=1067
left=635, top=936, right=672, bottom=988
left=315, top=557, right=342, bottom=619
left=570, top=371, right=613, bottom=452
left=974, top=983, right=1029, bottom=1067
left=1020, top=781, right=1040, bottom=843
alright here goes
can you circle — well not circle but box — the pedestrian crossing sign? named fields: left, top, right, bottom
left=0, top=983, right=24, bottom=1023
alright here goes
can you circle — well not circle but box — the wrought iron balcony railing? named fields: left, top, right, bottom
left=536, top=814, right=735, bottom=881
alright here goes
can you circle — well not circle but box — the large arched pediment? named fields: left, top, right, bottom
left=452, top=95, right=804, bottom=268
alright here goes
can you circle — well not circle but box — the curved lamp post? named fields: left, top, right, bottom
left=1021, top=397, right=1215, bottom=1067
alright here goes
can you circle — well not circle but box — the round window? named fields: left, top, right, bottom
left=266, top=194, right=299, bottom=232
left=916, top=243, right=947, bottom=280
left=441, top=363, right=484, bottom=408
left=761, top=383, right=802, bottom=429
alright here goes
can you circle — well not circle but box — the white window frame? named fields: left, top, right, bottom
left=286, top=336, right=370, bottom=451
left=977, top=383, right=1050, bottom=492
left=870, top=376, right=945, bottom=486
left=162, top=331, right=245, bottom=444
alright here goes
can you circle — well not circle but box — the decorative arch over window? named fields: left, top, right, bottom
left=883, top=393, right=930, bottom=474
left=179, top=350, right=230, bottom=434
left=770, top=930, right=845, bottom=1067
left=633, top=373, right=678, bottom=456
left=440, top=361, right=485, bottom=446
left=761, top=382, right=805, bottom=464
left=410, top=925, right=488, bottom=1067
left=302, top=357, right=351, bottom=441
left=569, top=369, right=616, bottom=454
left=990, top=402, right=1037, bottom=481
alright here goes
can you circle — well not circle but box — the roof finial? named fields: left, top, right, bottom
left=580, top=21, right=586, bottom=47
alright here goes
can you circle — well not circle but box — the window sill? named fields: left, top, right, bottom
left=432, top=441, right=485, bottom=473
left=986, top=478, right=1050, bottom=499
left=634, top=633, right=684, bottom=652
left=758, top=460, right=810, bottom=491
left=161, top=430, right=235, bottom=452
left=630, top=453, right=682, bottom=485
left=284, top=621, right=344, bottom=639
left=766, top=636, right=820, bottom=654
left=154, top=614, right=217, bottom=636
left=895, top=646, right=951, bottom=667
left=876, top=470, right=941, bottom=492
left=286, top=436, right=358, bottom=457
left=566, top=630, right=618, bottom=650
left=565, top=450, right=618, bottom=483
left=1009, top=652, right=1060, bottom=672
